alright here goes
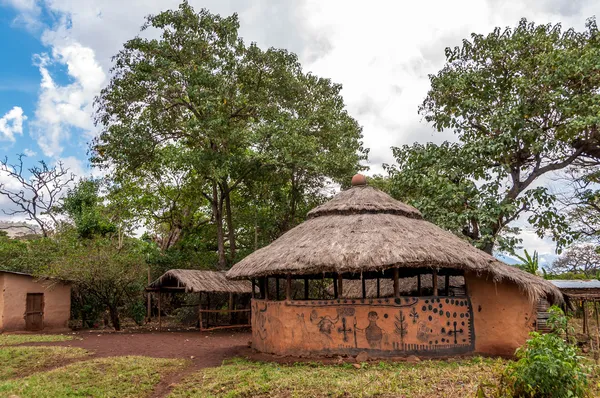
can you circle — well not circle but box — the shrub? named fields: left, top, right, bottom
left=499, top=312, right=590, bottom=398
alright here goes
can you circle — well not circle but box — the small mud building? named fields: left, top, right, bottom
left=0, top=271, right=71, bottom=332
left=227, top=175, right=562, bottom=357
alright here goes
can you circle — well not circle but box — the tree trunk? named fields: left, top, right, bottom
left=212, top=182, right=227, bottom=269
left=108, top=304, right=121, bottom=331
left=223, top=182, right=236, bottom=261
left=481, top=241, right=494, bottom=255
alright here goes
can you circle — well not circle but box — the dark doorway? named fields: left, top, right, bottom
left=25, top=293, right=44, bottom=331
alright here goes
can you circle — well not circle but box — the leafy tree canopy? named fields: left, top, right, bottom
left=93, top=2, right=367, bottom=267
left=387, top=18, right=600, bottom=254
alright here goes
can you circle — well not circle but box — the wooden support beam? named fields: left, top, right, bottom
left=251, top=279, right=256, bottom=298
left=333, top=274, right=338, bottom=298
left=229, top=292, right=235, bottom=324
left=445, top=274, right=450, bottom=296
left=338, top=274, right=344, bottom=298
left=595, top=302, right=600, bottom=353
left=276, top=277, right=280, bottom=301
left=584, top=300, right=589, bottom=337
left=286, top=274, right=292, bottom=301
left=417, top=274, right=422, bottom=296
left=265, top=278, right=270, bottom=300
left=393, top=268, right=399, bottom=298
left=198, top=292, right=203, bottom=331
left=376, top=277, right=380, bottom=298
left=158, top=291, right=162, bottom=332
left=146, top=267, right=151, bottom=322
left=206, top=293, right=211, bottom=329
left=362, top=276, right=366, bottom=299
left=304, top=277, right=309, bottom=300
left=432, top=269, right=438, bottom=296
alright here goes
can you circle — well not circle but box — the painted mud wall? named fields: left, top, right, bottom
left=0, top=273, right=71, bottom=332
left=465, top=271, right=536, bottom=356
left=252, top=296, right=474, bottom=357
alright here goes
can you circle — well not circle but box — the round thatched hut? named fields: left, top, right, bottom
left=226, top=175, right=562, bottom=357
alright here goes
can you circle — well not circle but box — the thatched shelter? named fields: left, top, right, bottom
left=148, top=270, right=253, bottom=331
left=148, top=269, right=252, bottom=294
left=227, top=175, right=562, bottom=357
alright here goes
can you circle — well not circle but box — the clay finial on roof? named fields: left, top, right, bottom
left=351, top=173, right=367, bottom=186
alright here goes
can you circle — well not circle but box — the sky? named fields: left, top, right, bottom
left=0, top=0, right=599, bottom=265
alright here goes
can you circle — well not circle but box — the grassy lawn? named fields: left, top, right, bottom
left=0, top=346, right=90, bottom=380
left=0, top=356, right=188, bottom=398
left=169, top=357, right=508, bottom=398
left=0, top=333, right=76, bottom=346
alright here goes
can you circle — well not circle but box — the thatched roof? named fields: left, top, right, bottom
left=328, top=275, right=465, bottom=298
left=226, top=180, right=563, bottom=304
left=148, top=269, right=252, bottom=294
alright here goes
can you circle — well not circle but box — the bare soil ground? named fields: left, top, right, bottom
left=19, top=329, right=252, bottom=397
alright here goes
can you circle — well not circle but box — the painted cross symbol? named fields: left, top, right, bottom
left=409, top=307, right=419, bottom=324
left=337, top=317, right=352, bottom=342
left=447, top=321, right=464, bottom=344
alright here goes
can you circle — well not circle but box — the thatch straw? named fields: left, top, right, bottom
left=149, top=269, right=252, bottom=294
left=327, top=275, right=465, bottom=298
left=226, top=185, right=562, bottom=304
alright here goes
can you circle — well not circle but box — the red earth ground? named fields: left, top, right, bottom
left=21, top=329, right=354, bottom=397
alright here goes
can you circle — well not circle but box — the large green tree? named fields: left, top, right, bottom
left=93, top=2, right=366, bottom=267
left=388, top=18, right=600, bottom=254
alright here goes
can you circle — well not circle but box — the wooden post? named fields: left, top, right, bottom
left=376, top=277, right=380, bottom=298
left=362, top=276, right=367, bottom=299
left=147, top=267, right=151, bottom=322
left=206, top=293, right=211, bottom=329
left=198, top=292, right=203, bottom=331
left=158, top=291, right=162, bottom=331
left=304, top=277, right=309, bottom=300
left=264, top=278, right=269, bottom=300
left=393, top=268, right=399, bottom=298
left=229, top=292, right=234, bottom=324
left=432, top=269, right=438, bottom=296
left=444, top=274, right=450, bottom=296
left=276, top=277, right=280, bottom=301
left=337, top=274, right=343, bottom=298
left=251, top=279, right=256, bottom=298
left=333, top=274, right=338, bottom=298
left=584, top=300, right=589, bottom=337
left=286, top=274, right=292, bottom=301
left=594, top=301, right=600, bottom=356
left=417, top=274, right=422, bottom=296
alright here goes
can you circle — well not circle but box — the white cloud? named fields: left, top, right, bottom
left=23, top=148, right=37, bottom=157
left=0, top=106, right=27, bottom=142
left=31, top=39, right=105, bottom=157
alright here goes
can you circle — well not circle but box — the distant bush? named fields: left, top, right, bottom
left=499, top=308, right=589, bottom=397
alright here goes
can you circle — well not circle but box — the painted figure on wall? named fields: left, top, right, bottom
left=365, top=311, right=383, bottom=349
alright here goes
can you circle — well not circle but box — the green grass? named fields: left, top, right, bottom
left=0, top=334, right=76, bottom=346
left=0, top=346, right=90, bottom=380
left=0, top=356, right=188, bottom=397
left=169, top=357, right=508, bottom=398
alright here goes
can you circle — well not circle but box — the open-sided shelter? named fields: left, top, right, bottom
left=0, top=270, right=71, bottom=332
left=226, top=175, right=563, bottom=357
left=547, top=280, right=600, bottom=336
left=147, top=269, right=253, bottom=331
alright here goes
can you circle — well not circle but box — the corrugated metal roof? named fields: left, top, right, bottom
left=549, top=280, right=600, bottom=289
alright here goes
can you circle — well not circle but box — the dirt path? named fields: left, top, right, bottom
left=45, top=329, right=252, bottom=362
left=26, top=329, right=253, bottom=397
